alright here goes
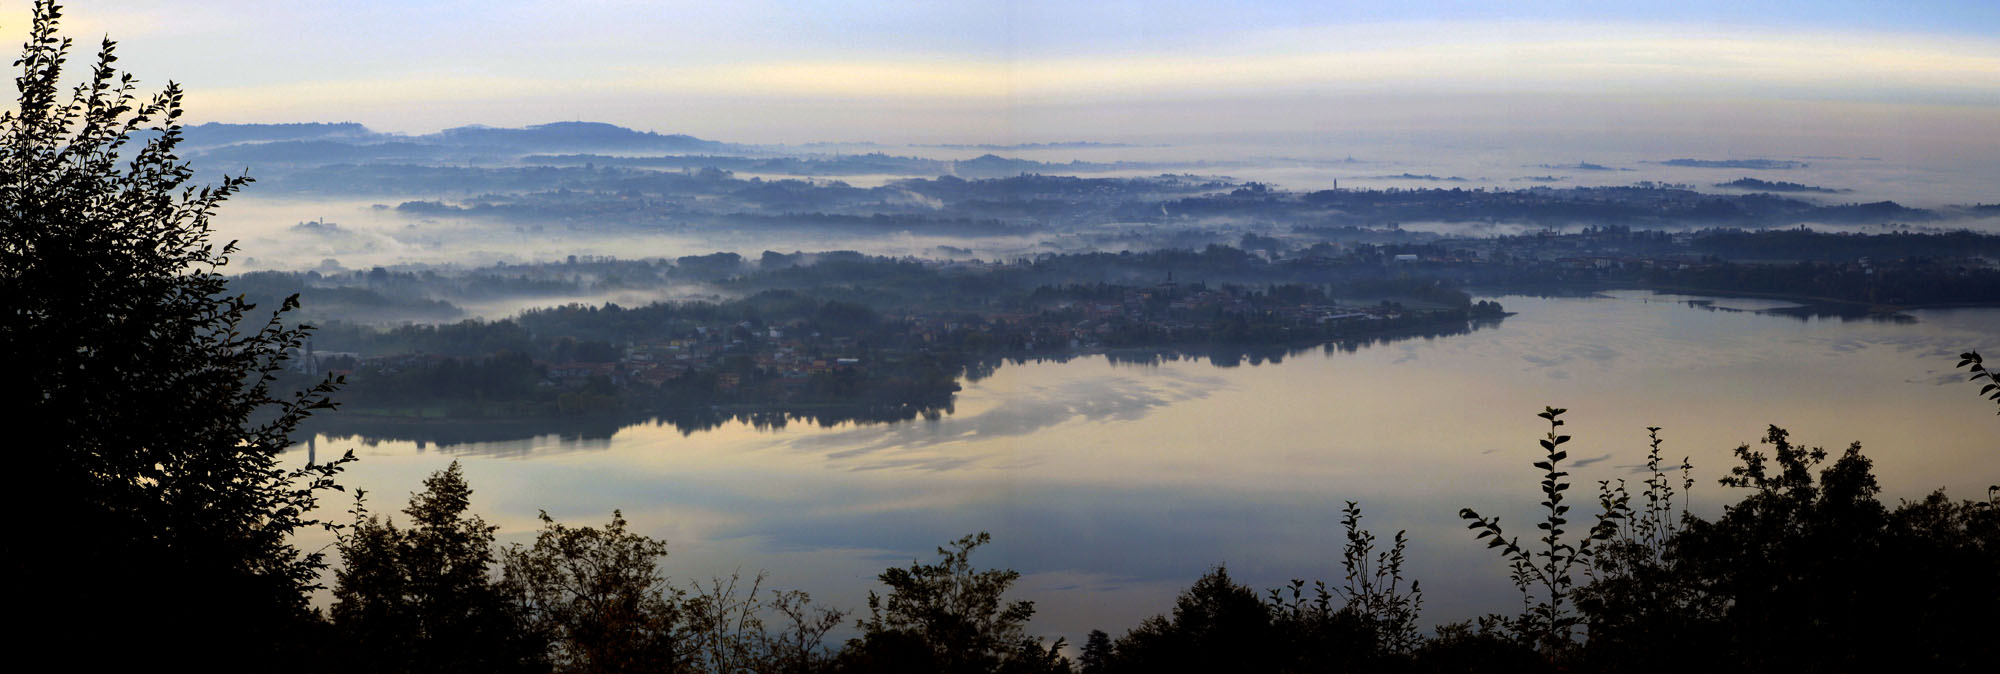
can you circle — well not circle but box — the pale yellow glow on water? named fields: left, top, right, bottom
left=292, top=292, right=2000, bottom=644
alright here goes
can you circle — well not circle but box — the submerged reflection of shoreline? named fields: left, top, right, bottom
left=273, top=295, right=2000, bottom=649
left=291, top=316, right=1507, bottom=453
left=778, top=369, right=1228, bottom=472
left=300, top=415, right=624, bottom=457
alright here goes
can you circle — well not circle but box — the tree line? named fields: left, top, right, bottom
left=305, top=408, right=1997, bottom=673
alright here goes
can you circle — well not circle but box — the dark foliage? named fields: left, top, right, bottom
left=1575, top=426, right=2000, bottom=672
left=840, top=532, right=1070, bottom=674
left=337, top=471, right=852, bottom=674
left=1956, top=350, right=2000, bottom=415
left=501, top=510, right=687, bottom=673
left=680, top=571, right=847, bottom=674
left=1691, top=228, right=2000, bottom=261
left=1094, top=505, right=1429, bottom=673
left=1457, top=407, right=1611, bottom=655
left=1641, top=257, right=2000, bottom=306
left=0, top=2, right=351, bottom=665
left=332, top=462, right=545, bottom=673
left=1105, top=566, right=1282, bottom=672
left=316, top=411, right=1993, bottom=673
left=1459, top=406, right=2000, bottom=672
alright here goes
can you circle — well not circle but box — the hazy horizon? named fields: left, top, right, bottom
left=10, top=1, right=1990, bottom=152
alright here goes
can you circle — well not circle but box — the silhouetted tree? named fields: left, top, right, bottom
left=839, top=532, right=1068, bottom=674
left=1, top=1, right=350, bottom=664
left=1458, top=407, right=1614, bottom=655
left=333, top=462, right=543, bottom=673
left=1103, top=566, right=1278, bottom=673
left=1410, top=620, right=1549, bottom=674
left=1078, top=630, right=1114, bottom=674
left=501, top=510, right=686, bottom=673
left=1463, top=406, right=2000, bottom=672
left=1259, top=502, right=1427, bottom=671
left=1572, top=427, right=1708, bottom=672
left=1611, top=427, right=1999, bottom=671
left=680, top=570, right=848, bottom=674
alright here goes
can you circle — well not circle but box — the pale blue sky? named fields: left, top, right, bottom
left=12, top=1, right=1998, bottom=144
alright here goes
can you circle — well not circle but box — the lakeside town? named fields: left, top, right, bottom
left=255, top=224, right=2000, bottom=428
left=302, top=276, right=1499, bottom=422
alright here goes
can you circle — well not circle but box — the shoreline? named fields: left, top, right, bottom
left=300, top=310, right=1507, bottom=438
left=1479, top=282, right=2000, bottom=317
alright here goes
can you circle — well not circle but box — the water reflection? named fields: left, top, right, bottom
left=314, top=416, right=624, bottom=456
left=288, top=291, right=2000, bottom=648
left=297, top=315, right=1504, bottom=451
left=1669, top=295, right=1918, bottom=323
left=778, top=369, right=1226, bottom=472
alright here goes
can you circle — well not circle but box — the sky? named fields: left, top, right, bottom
left=9, top=1, right=1999, bottom=147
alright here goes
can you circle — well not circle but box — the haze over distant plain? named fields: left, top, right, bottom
left=14, top=0, right=1996, bottom=160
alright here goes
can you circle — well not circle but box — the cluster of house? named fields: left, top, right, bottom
left=298, top=329, right=871, bottom=397
left=1019, top=286, right=1408, bottom=348
left=301, top=287, right=1416, bottom=397
left=613, top=335, right=866, bottom=392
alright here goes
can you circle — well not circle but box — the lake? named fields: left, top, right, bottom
left=289, top=290, right=2000, bottom=646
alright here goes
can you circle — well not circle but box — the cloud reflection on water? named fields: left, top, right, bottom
left=780, top=370, right=1227, bottom=472
left=291, top=293, right=2000, bottom=645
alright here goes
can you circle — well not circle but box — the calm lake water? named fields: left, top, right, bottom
left=288, top=290, right=2000, bottom=645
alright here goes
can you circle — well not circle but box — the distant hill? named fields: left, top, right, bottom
left=183, top=122, right=382, bottom=146
left=1714, top=177, right=1850, bottom=194
left=426, top=122, right=732, bottom=153
left=190, top=139, right=456, bottom=166
left=917, top=141, right=1143, bottom=150
left=1811, top=200, right=1932, bottom=223
left=952, top=153, right=1064, bottom=178
left=1365, top=173, right=1471, bottom=182
left=1535, top=162, right=1629, bottom=172
left=179, top=121, right=741, bottom=170
left=1659, top=158, right=1808, bottom=170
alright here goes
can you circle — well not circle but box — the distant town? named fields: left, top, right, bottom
left=255, top=225, right=2000, bottom=432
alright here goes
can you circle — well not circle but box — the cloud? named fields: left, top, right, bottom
left=39, top=3, right=1986, bottom=144
left=182, top=21, right=2000, bottom=115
